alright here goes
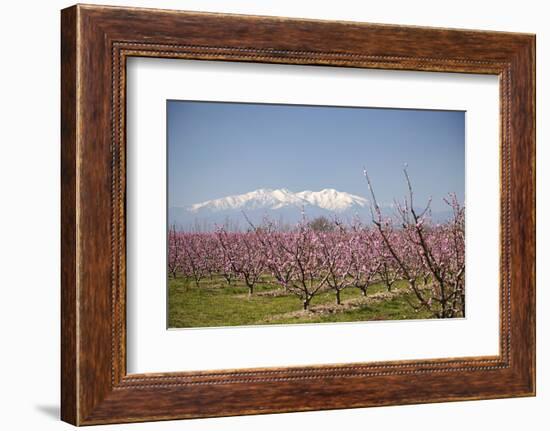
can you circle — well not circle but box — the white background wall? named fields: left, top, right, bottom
left=0, top=0, right=546, bottom=429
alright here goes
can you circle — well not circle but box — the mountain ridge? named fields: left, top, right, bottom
left=186, top=188, right=369, bottom=213
left=169, top=187, right=455, bottom=230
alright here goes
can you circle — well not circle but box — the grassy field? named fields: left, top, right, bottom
left=168, top=275, right=436, bottom=328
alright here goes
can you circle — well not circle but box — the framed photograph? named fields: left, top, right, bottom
left=61, top=4, right=535, bottom=425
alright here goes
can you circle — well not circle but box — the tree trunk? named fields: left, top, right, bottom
left=336, top=289, right=342, bottom=305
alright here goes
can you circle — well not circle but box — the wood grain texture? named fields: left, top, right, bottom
left=60, top=4, right=536, bottom=425
left=60, top=5, right=78, bottom=425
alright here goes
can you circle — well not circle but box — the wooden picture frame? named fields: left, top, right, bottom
left=61, top=4, right=535, bottom=425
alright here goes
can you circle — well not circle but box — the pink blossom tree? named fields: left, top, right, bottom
left=317, top=227, right=354, bottom=305
left=216, top=228, right=265, bottom=296
left=283, top=218, right=330, bottom=310
left=167, top=225, right=184, bottom=279
left=364, top=166, right=465, bottom=318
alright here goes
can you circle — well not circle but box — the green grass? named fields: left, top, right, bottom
left=168, top=275, right=436, bottom=328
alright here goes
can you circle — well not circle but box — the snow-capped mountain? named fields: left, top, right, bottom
left=189, top=188, right=368, bottom=213
left=170, top=188, right=370, bottom=230
left=296, top=189, right=368, bottom=211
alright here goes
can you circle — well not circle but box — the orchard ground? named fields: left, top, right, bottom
left=168, top=275, right=436, bottom=328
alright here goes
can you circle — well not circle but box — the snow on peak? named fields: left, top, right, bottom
left=188, top=188, right=368, bottom=213
left=296, top=188, right=368, bottom=211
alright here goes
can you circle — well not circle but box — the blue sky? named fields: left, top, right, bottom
left=168, top=101, right=464, bottom=212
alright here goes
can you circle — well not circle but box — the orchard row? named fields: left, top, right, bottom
left=169, top=194, right=464, bottom=317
